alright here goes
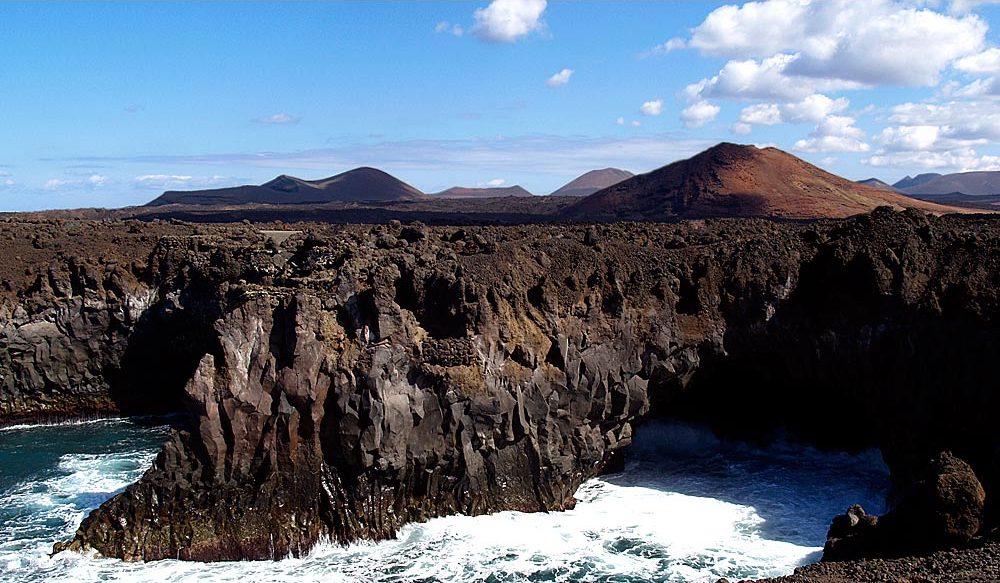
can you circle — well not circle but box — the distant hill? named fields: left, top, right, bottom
left=896, top=171, right=1000, bottom=196
left=147, top=167, right=426, bottom=206
left=857, top=178, right=899, bottom=191
left=431, top=185, right=533, bottom=199
left=894, top=173, right=943, bottom=190
left=562, top=143, right=974, bottom=221
left=550, top=168, right=634, bottom=197
left=903, top=192, right=1000, bottom=210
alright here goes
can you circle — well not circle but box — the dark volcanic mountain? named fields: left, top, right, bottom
left=431, top=185, right=533, bottom=198
left=563, top=143, right=971, bottom=220
left=896, top=171, right=1000, bottom=196
left=550, top=168, right=634, bottom=197
left=857, top=178, right=898, bottom=191
left=147, top=167, right=426, bottom=206
left=893, top=173, right=942, bottom=190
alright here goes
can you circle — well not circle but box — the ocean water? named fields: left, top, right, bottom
left=0, top=418, right=889, bottom=583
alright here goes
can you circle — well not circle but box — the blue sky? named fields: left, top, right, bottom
left=4, top=0, right=1000, bottom=210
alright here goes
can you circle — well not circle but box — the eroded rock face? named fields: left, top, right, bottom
left=2, top=210, right=999, bottom=563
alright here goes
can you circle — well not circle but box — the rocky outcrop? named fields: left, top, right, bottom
left=2, top=210, right=1000, bottom=564
left=823, top=451, right=987, bottom=561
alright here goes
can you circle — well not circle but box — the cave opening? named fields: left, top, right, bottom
left=107, top=293, right=222, bottom=423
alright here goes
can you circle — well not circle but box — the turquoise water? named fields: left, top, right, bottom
left=0, top=418, right=889, bottom=583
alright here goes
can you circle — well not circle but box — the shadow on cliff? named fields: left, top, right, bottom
left=647, top=220, right=1000, bottom=533
left=105, top=292, right=223, bottom=426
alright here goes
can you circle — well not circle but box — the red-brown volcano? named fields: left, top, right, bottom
left=564, top=143, right=975, bottom=220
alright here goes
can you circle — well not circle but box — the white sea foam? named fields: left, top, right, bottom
left=0, top=419, right=888, bottom=583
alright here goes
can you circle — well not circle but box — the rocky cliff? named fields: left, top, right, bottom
left=1, top=211, right=999, bottom=566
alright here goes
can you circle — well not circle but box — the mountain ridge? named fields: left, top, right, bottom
left=147, top=167, right=426, bottom=206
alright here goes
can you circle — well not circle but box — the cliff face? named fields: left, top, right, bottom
left=2, top=211, right=999, bottom=563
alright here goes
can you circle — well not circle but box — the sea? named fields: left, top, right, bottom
left=0, top=418, right=889, bottom=583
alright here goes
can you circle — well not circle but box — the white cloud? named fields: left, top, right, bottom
left=43, top=179, right=69, bottom=190
left=452, top=24, right=465, bottom=36
left=481, top=178, right=507, bottom=187
left=88, top=174, right=108, bottom=187
left=886, top=100, right=1000, bottom=142
left=865, top=148, right=1000, bottom=170
left=640, top=99, right=663, bottom=116
left=255, top=113, right=300, bottom=125
left=738, top=94, right=849, bottom=128
left=630, top=120, right=642, bottom=128
left=876, top=125, right=943, bottom=152
left=686, top=53, right=864, bottom=102
left=472, top=0, right=547, bottom=42
left=680, top=100, right=720, bottom=128
left=435, top=21, right=450, bottom=33
left=740, top=103, right=782, bottom=125
left=731, top=122, right=753, bottom=135
left=615, top=116, right=625, bottom=126
left=546, top=68, right=573, bottom=87
left=782, top=94, right=849, bottom=123
left=955, top=47, right=1000, bottom=74
left=641, top=37, right=686, bottom=58
left=794, top=115, right=870, bottom=153
left=687, top=0, right=985, bottom=87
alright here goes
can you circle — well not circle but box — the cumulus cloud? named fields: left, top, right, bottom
left=615, top=116, right=625, bottom=126
left=680, top=100, right=720, bottom=128
left=88, top=174, right=108, bottom=187
left=687, top=0, right=985, bottom=87
left=255, top=113, right=300, bottom=125
left=738, top=94, right=849, bottom=128
left=794, top=115, right=870, bottom=153
left=861, top=100, right=1000, bottom=170
left=684, top=54, right=859, bottom=102
left=865, top=148, right=1000, bottom=170
left=740, top=103, right=783, bottom=125
left=472, top=0, right=547, bottom=42
left=546, top=68, right=573, bottom=87
left=480, top=178, right=507, bottom=187
left=640, top=99, right=663, bottom=116
left=630, top=120, right=642, bottom=128
left=886, top=100, right=1000, bottom=142
left=955, top=47, right=1000, bottom=74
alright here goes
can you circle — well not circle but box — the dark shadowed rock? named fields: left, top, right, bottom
left=823, top=452, right=986, bottom=561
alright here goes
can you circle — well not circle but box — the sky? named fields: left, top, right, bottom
left=5, top=0, right=1000, bottom=211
